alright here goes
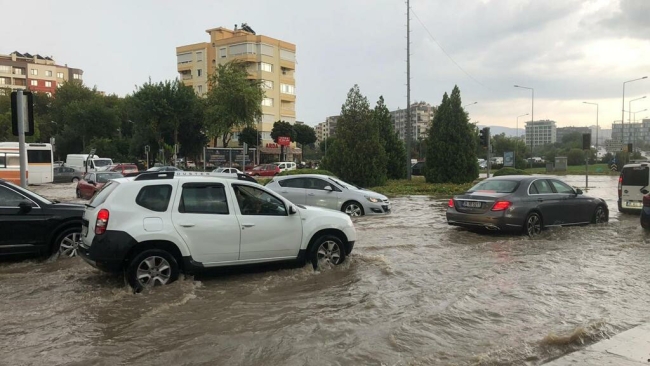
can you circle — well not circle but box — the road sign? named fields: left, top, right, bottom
left=11, top=91, right=34, bottom=136
left=88, top=148, right=96, bottom=156
left=243, top=142, right=248, bottom=155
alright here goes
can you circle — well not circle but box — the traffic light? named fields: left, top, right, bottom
left=479, top=127, right=490, bottom=147
left=628, top=143, right=633, bottom=153
left=582, top=133, right=591, bottom=150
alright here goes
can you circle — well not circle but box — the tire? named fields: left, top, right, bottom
left=592, top=205, right=608, bottom=224
left=75, top=189, right=81, bottom=198
left=72, top=177, right=79, bottom=183
left=309, top=235, right=347, bottom=270
left=49, top=227, right=82, bottom=258
left=126, top=249, right=179, bottom=292
left=342, top=201, right=364, bottom=217
left=524, top=212, right=543, bottom=237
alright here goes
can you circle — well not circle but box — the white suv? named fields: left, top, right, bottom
left=78, top=172, right=356, bottom=291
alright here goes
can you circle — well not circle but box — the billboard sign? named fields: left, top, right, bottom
left=277, top=136, right=291, bottom=146
left=504, top=151, right=514, bottom=167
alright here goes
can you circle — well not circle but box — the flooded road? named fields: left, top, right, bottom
left=2, top=175, right=650, bottom=365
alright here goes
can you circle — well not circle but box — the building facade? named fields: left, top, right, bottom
left=315, top=115, right=339, bottom=144
left=612, top=119, right=650, bottom=145
left=176, top=25, right=297, bottom=156
left=525, top=120, right=557, bottom=149
left=0, top=51, right=82, bottom=96
left=390, top=102, right=434, bottom=141
left=556, top=126, right=591, bottom=144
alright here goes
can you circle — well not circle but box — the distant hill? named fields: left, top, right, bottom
left=477, top=126, right=525, bottom=138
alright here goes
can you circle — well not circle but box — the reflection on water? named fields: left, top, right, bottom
left=2, top=175, right=649, bottom=366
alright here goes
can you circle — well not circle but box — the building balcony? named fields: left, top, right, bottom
left=280, top=60, right=295, bottom=70
left=177, top=63, right=192, bottom=72
left=280, top=93, right=296, bottom=102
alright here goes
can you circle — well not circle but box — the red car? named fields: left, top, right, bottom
left=108, top=164, right=139, bottom=175
left=245, top=164, right=281, bottom=177
left=76, top=172, right=124, bottom=199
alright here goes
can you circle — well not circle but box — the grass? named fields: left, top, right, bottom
left=523, top=163, right=617, bottom=175
left=370, top=176, right=474, bottom=197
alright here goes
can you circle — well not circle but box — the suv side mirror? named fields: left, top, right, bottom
left=575, top=188, right=583, bottom=195
left=324, top=185, right=333, bottom=192
left=642, top=189, right=649, bottom=195
left=18, top=200, right=32, bottom=214
left=289, top=205, right=297, bottom=215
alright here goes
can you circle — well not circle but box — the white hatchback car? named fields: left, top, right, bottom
left=78, top=172, right=357, bottom=291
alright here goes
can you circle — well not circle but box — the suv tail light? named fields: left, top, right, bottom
left=95, top=209, right=110, bottom=235
left=644, top=195, right=650, bottom=207
left=491, top=201, right=512, bottom=211
left=448, top=198, right=454, bottom=208
left=618, top=175, right=623, bottom=198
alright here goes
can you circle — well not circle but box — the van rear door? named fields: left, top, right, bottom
left=621, top=166, right=649, bottom=210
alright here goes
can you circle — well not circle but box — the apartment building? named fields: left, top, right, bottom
left=555, top=126, right=591, bottom=144
left=390, top=102, right=434, bottom=141
left=612, top=119, right=650, bottom=145
left=315, top=115, right=339, bottom=144
left=176, top=24, right=297, bottom=157
left=0, top=51, right=82, bottom=96
left=525, top=120, right=557, bottom=149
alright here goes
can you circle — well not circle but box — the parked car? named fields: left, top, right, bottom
left=273, top=162, right=297, bottom=172
left=411, top=162, right=425, bottom=176
left=213, top=167, right=244, bottom=174
left=78, top=172, right=357, bottom=291
left=641, top=194, right=650, bottom=230
left=146, top=166, right=183, bottom=172
left=53, top=166, right=84, bottom=183
left=246, top=164, right=281, bottom=177
left=0, top=179, right=84, bottom=257
left=108, top=164, right=139, bottom=175
left=618, top=162, right=650, bottom=214
left=266, top=174, right=391, bottom=217
left=446, top=176, right=608, bottom=236
left=76, top=172, right=124, bottom=199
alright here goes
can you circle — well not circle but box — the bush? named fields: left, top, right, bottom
left=278, top=169, right=335, bottom=176
left=492, top=168, right=530, bottom=177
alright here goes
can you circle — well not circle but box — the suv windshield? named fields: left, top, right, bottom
left=622, top=166, right=649, bottom=186
left=93, top=159, right=112, bottom=168
left=468, top=180, right=519, bottom=193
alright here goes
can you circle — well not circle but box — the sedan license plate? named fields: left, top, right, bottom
left=81, top=225, right=88, bottom=237
left=462, top=201, right=482, bottom=208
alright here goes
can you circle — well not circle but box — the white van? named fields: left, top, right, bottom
left=66, top=154, right=114, bottom=172
left=273, top=162, right=297, bottom=172
left=618, top=162, right=650, bottom=213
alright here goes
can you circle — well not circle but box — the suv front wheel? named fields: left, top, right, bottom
left=309, top=235, right=347, bottom=270
left=126, top=249, right=179, bottom=291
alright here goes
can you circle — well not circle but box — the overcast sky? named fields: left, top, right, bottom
left=3, top=0, right=649, bottom=129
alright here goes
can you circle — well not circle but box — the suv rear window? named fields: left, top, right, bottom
left=136, top=185, right=172, bottom=212
left=622, top=167, right=649, bottom=186
left=89, top=181, right=119, bottom=207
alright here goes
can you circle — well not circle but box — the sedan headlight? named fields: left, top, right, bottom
left=365, top=196, right=381, bottom=203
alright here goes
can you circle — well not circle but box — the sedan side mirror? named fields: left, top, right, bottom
left=88, top=180, right=96, bottom=185
left=324, top=185, right=333, bottom=192
left=289, top=205, right=297, bottom=215
left=575, top=188, right=583, bottom=195
left=18, top=200, right=32, bottom=214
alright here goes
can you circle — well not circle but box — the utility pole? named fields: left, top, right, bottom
left=16, top=90, right=27, bottom=188
left=405, top=0, right=412, bottom=180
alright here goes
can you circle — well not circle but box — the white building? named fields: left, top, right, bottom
left=525, top=120, right=557, bottom=149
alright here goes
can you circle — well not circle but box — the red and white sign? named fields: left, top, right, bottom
left=277, top=136, right=291, bottom=146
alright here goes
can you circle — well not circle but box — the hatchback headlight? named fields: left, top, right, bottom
left=365, top=196, right=381, bottom=203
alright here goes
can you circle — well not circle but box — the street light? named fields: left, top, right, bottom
left=622, top=77, right=647, bottom=146
left=515, top=85, right=534, bottom=166
left=583, top=102, right=599, bottom=150
left=516, top=113, right=529, bottom=164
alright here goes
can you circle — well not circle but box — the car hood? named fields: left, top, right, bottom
left=296, top=204, right=349, bottom=219
left=348, top=188, right=387, bottom=201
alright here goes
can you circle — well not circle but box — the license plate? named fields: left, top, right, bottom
left=626, top=201, right=643, bottom=208
left=82, top=225, right=88, bottom=237
left=462, top=201, right=482, bottom=208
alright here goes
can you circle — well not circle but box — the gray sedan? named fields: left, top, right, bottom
left=53, top=166, right=83, bottom=183
left=266, top=174, right=391, bottom=216
left=446, top=176, right=608, bottom=236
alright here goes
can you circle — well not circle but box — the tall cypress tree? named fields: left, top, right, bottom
left=425, top=85, right=478, bottom=183
left=323, top=85, right=387, bottom=187
left=373, top=96, right=406, bottom=179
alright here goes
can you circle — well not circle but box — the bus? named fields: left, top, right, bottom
left=0, top=142, right=54, bottom=184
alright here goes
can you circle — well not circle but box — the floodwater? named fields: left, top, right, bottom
left=2, top=175, right=650, bottom=366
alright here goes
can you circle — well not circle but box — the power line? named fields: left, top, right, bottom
left=410, top=8, right=494, bottom=92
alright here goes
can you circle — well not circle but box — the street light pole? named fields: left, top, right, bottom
left=622, top=77, right=647, bottom=148
left=515, top=85, right=534, bottom=167
left=464, top=102, right=478, bottom=108
left=583, top=102, right=598, bottom=150
left=516, top=113, right=528, bottom=165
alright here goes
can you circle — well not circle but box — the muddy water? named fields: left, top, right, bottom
left=2, top=176, right=650, bottom=365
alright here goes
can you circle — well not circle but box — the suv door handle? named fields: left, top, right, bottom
left=280, top=191, right=288, bottom=193
left=308, top=193, right=316, bottom=196
left=242, top=223, right=255, bottom=228
left=537, top=199, right=543, bottom=202
left=179, top=223, right=195, bottom=228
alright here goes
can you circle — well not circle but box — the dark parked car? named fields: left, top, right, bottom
left=640, top=194, right=650, bottom=230
left=76, top=172, right=124, bottom=199
left=411, top=161, right=424, bottom=176
left=0, top=179, right=84, bottom=257
left=446, top=176, right=608, bottom=236
left=53, top=166, right=83, bottom=183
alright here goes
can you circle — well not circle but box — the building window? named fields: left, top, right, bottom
left=262, top=80, right=273, bottom=89
left=0, top=66, right=10, bottom=74
left=30, top=69, right=38, bottom=76
left=0, top=78, right=6, bottom=85
left=262, top=98, right=273, bottom=107
left=219, top=48, right=227, bottom=58
left=196, top=51, right=203, bottom=62
left=260, top=62, right=272, bottom=72
left=197, top=85, right=203, bottom=94
left=30, top=80, right=38, bottom=86
left=13, top=68, right=24, bottom=75
left=73, top=73, right=81, bottom=80
left=45, top=81, right=52, bottom=87
left=45, top=70, right=52, bottom=77
left=280, top=84, right=295, bottom=95
left=229, top=43, right=257, bottom=56
left=197, top=69, right=202, bottom=77
left=280, top=49, right=296, bottom=62
left=56, top=72, right=64, bottom=79
left=177, top=52, right=192, bottom=64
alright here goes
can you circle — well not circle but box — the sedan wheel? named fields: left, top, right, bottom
left=343, top=202, right=364, bottom=217
left=59, top=231, right=80, bottom=257
left=525, top=213, right=542, bottom=237
left=75, top=189, right=81, bottom=198
left=72, top=177, right=79, bottom=183
left=593, top=205, right=608, bottom=224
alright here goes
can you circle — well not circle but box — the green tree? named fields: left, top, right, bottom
left=204, top=61, right=264, bottom=147
left=293, top=124, right=317, bottom=149
left=238, top=126, right=259, bottom=148
left=323, top=85, right=387, bottom=187
left=373, top=96, right=406, bottom=179
left=425, top=85, right=478, bottom=183
left=491, top=133, right=528, bottom=169
left=320, top=136, right=336, bottom=153
left=271, top=120, right=296, bottom=161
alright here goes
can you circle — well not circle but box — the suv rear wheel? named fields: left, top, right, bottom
left=126, top=249, right=179, bottom=291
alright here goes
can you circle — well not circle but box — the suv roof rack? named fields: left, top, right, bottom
left=134, top=172, right=175, bottom=181
left=133, top=171, right=260, bottom=184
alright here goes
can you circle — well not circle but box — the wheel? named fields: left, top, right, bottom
left=75, top=189, right=81, bottom=198
left=72, top=177, right=79, bottom=183
left=592, top=205, right=608, bottom=224
left=309, top=235, right=346, bottom=270
left=50, top=227, right=82, bottom=258
left=342, top=201, right=364, bottom=217
left=524, top=212, right=542, bottom=237
left=126, top=249, right=179, bottom=292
